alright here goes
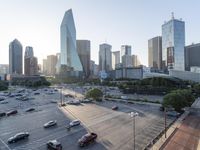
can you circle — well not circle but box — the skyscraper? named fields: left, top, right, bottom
left=112, top=51, right=120, bottom=70
left=9, top=39, right=23, bottom=74
left=60, top=9, right=83, bottom=76
left=162, top=13, right=185, bottom=70
left=77, top=40, right=90, bottom=78
left=132, top=55, right=141, bottom=67
left=99, top=43, right=112, bottom=72
left=24, top=46, right=34, bottom=58
left=148, top=36, right=162, bottom=70
left=185, top=43, right=200, bottom=71
left=46, top=55, right=57, bottom=76
left=121, top=45, right=132, bottom=68
left=24, top=46, right=38, bottom=76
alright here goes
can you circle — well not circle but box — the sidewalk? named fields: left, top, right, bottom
left=150, top=110, right=190, bottom=150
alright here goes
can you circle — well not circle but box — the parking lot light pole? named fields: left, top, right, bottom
left=164, top=107, right=167, bottom=138
left=130, top=112, right=138, bottom=150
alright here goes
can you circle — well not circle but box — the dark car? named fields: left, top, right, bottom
left=47, top=140, right=62, bottom=150
left=7, top=110, right=18, bottom=116
left=0, top=112, right=6, bottom=117
left=112, top=105, right=118, bottom=110
left=44, top=120, right=57, bottom=128
left=25, top=108, right=35, bottom=112
left=78, top=133, right=97, bottom=147
left=34, top=92, right=40, bottom=95
left=7, top=132, right=29, bottom=143
left=159, top=106, right=165, bottom=111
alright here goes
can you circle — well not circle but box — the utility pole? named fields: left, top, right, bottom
left=164, top=107, right=167, bottom=138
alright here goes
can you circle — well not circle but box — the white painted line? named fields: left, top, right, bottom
left=0, top=137, right=11, bottom=150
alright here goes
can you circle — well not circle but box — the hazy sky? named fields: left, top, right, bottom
left=0, top=0, right=200, bottom=66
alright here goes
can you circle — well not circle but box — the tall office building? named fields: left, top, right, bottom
left=162, top=13, right=185, bottom=70
left=112, top=51, right=120, bottom=70
left=121, top=45, right=132, bottom=68
left=77, top=40, right=90, bottom=78
left=46, top=55, right=57, bottom=76
left=9, top=39, right=23, bottom=74
left=24, top=46, right=34, bottom=58
left=24, top=46, right=38, bottom=76
left=185, top=43, right=200, bottom=71
left=0, top=64, right=9, bottom=74
left=132, top=55, right=141, bottom=67
left=148, top=36, right=162, bottom=70
left=99, top=43, right=112, bottom=72
left=42, top=59, right=47, bottom=75
left=60, top=9, right=83, bottom=76
left=121, top=45, right=131, bottom=56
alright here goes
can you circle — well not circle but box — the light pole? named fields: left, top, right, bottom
left=130, top=112, right=138, bottom=150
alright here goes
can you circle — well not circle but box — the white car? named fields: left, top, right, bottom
left=47, top=140, right=62, bottom=150
left=43, top=120, right=57, bottom=128
left=69, top=120, right=80, bottom=127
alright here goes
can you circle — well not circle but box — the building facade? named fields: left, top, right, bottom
left=46, top=55, right=57, bottom=76
left=60, top=9, right=83, bottom=76
left=148, top=36, right=162, bottom=70
left=99, top=43, right=112, bottom=72
left=77, top=40, right=90, bottom=78
left=162, top=14, right=185, bottom=70
left=9, top=39, right=23, bottom=74
left=24, top=46, right=38, bottom=76
left=112, top=51, right=120, bottom=70
left=132, top=55, right=141, bottom=67
left=121, top=45, right=132, bottom=68
left=185, top=43, right=200, bottom=71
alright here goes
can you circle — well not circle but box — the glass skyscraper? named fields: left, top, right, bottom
left=9, top=39, right=23, bottom=74
left=60, top=9, right=83, bottom=75
left=162, top=14, right=185, bottom=71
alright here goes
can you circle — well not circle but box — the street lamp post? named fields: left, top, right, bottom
left=130, top=112, right=138, bottom=150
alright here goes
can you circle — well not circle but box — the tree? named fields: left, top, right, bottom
left=162, top=89, right=195, bottom=112
left=86, top=88, right=103, bottom=101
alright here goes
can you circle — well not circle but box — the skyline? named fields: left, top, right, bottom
left=1, top=0, right=200, bottom=66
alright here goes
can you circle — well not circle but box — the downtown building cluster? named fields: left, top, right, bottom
left=42, top=9, right=141, bottom=80
left=148, top=13, right=200, bottom=82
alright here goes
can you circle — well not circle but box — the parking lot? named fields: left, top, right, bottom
left=60, top=99, right=176, bottom=150
left=0, top=86, right=176, bottom=150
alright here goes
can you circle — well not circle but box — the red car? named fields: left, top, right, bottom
left=78, top=133, right=97, bottom=147
left=7, top=110, right=18, bottom=116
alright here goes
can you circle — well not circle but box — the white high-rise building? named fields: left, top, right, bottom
left=60, top=9, right=83, bottom=76
left=112, top=51, right=120, bottom=70
left=99, top=43, right=112, bottom=72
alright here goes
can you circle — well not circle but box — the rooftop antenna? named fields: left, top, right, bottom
left=171, top=12, right=174, bottom=20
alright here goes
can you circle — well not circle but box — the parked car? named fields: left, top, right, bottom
left=44, top=120, right=57, bottom=128
left=0, top=101, right=8, bottom=104
left=0, top=96, right=6, bottom=101
left=112, top=105, right=118, bottom=110
left=69, top=120, right=80, bottom=127
left=121, top=96, right=128, bottom=100
left=159, top=106, right=165, bottom=111
left=7, top=110, right=18, bottom=116
left=166, top=111, right=180, bottom=117
left=47, top=140, right=62, bottom=150
left=25, top=108, right=35, bottom=112
left=34, top=92, right=40, bottom=95
left=66, top=100, right=80, bottom=105
left=78, top=133, right=97, bottom=147
left=7, top=132, right=29, bottom=143
left=0, top=112, right=6, bottom=117
left=80, top=99, right=92, bottom=103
